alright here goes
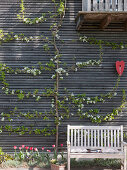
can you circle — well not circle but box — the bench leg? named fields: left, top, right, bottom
left=124, top=160, right=126, bottom=170
left=67, top=153, right=70, bottom=170
left=124, top=145, right=127, bottom=170
left=124, top=157, right=127, bottom=170
left=121, top=159, right=124, bottom=170
left=121, top=158, right=127, bottom=170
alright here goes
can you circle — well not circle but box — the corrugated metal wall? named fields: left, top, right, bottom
left=0, top=0, right=127, bottom=152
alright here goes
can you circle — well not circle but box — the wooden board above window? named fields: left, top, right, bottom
left=76, top=11, right=127, bottom=31
left=76, top=0, right=127, bottom=31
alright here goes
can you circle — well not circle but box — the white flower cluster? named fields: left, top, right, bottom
left=4, top=88, right=9, bottom=94
left=50, top=55, right=62, bottom=65
left=51, top=98, right=55, bottom=108
left=55, top=33, right=60, bottom=40
left=51, top=75, right=56, bottom=79
left=23, top=14, right=46, bottom=25
left=22, top=67, right=41, bottom=76
left=76, top=59, right=101, bottom=67
left=14, top=35, right=32, bottom=43
left=86, top=97, right=104, bottom=104
left=55, top=68, right=66, bottom=75
left=80, top=36, right=88, bottom=42
left=82, top=112, right=101, bottom=122
left=1, top=64, right=6, bottom=70
left=51, top=67, right=68, bottom=80
left=1, top=117, right=4, bottom=121
left=11, top=90, right=15, bottom=95
left=36, top=96, right=41, bottom=101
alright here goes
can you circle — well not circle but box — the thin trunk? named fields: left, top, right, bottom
left=53, top=35, right=59, bottom=153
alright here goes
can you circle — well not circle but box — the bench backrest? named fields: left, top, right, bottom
left=67, top=125, right=123, bottom=152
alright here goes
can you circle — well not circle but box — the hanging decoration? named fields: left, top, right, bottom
left=116, top=61, right=125, bottom=76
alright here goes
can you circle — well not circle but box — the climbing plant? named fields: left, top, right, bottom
left=0, top=0, right=126, bottom=151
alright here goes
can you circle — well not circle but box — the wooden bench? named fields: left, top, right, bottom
left=67, top=125, right=127, bottom=170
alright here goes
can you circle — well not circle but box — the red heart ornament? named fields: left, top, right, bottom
left=116, top=61, right=125, bottom=76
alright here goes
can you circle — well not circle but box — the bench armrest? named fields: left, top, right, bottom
left=122, top=141, right=127, bottom=146
left=67, top=141, right=70, bottom=146
left=67, top=141, right=70, bottom=153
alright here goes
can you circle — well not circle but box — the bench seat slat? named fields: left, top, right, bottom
left=70, top=152, right=124, bottom=159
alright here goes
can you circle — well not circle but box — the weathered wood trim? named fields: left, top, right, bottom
left=100, top=14, right=112, bottom=29
left=124, top=19, right=127, bottom=31
left=76, top=14, right=85, bottom=30
left=75, top=11, right=127, bottom=31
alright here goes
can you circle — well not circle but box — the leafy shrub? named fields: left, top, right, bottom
left=2, top=160, right=22, bottom=168
left=70, top=158, right=121, bottom=168
left=0, top=147, right=13, bottom=164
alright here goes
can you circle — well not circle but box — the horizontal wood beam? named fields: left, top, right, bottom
left=124, top=19, right=127, bottom=31
left=76, top=12, right=127, bottom=31
left=100, top=14, right=111, bottom=29
left=76, top=15, right=85, bottom=30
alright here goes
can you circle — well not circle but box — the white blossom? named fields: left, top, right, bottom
left=1, top=117, right=4, bottom=121
left=23, top=18, right=27, bottom=22
left=75, top=68, right=78, bottom=72
left=1, top=112, right=4, bottom=116
left=76, top=62, right=82, bottom=66
left=114, top=92, right=117, bottom=96
left=51, top=75, right=55, bottom=79
left=71, top=93, right=74, bottom=97
left=51, top=104, right=54, bottom=108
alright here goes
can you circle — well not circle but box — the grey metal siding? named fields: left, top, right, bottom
left=0, top=0, right=127, bottom=152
